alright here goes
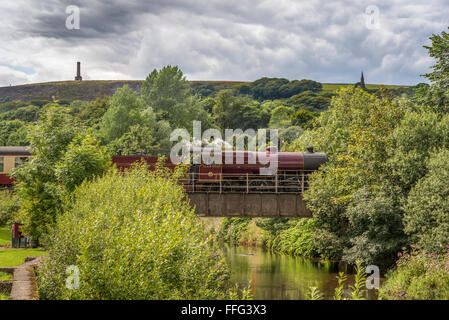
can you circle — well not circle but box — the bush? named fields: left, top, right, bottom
left=342, top=186, right=406, bottom=268
left=217, top=218, right=252, bottom=244
left=269, top=219, right=319, bottom=257
left=381, top=247, right=449, bottom=300
left=0, top=190, right=19, bottom=226
left=37, top=164, right=243, bottom=300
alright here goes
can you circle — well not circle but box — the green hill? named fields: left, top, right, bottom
left=0, top=80, right=248, bottom=102
left=0, top=80, right=413, bottom=102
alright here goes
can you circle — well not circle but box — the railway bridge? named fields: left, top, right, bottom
left=185, top=172, right=313, bottom=218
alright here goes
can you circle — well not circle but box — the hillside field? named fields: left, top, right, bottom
left=0, top=80, right=412, bottom=102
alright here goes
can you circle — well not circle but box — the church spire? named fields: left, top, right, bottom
left=360, top=71, right=366, bottom=89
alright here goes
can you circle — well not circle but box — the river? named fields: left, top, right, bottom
left=222, top=245, right=382, bottom=300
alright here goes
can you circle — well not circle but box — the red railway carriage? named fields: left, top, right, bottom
left=0, top=147, right=31, bottom=187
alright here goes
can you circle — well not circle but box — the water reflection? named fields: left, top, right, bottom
left=222, top=245, right=381, bottom=300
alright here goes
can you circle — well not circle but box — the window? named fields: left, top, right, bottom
left=14, top=157, right=28, bottom=168
left=0, top=157, right=3, bottom=173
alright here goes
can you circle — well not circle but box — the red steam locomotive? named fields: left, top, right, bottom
left=1, top=146, right=328, bottom=193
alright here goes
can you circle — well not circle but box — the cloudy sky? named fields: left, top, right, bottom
left=0, top=0, right=448, bottom=87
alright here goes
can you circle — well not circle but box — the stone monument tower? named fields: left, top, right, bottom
left=75, top=61, right=83, bottom=81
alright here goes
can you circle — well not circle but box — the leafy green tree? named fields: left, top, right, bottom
left=424, top=28, right=449, bottom=88
left=212, top=90, right=269, bottom=130
left=55, top=134, right=111, bottom=193
left=13, top=105, right=110, bottom=241
left=0, top=101, right=27, bottom=114
left=99, top=85, right=172, bottom=155
left=141, top=66, right=213, bottom=129
left=245, top=78, right=322, bottom=100
left=288, top=88, right=406, bottom=265
left=413, top=28, right=449, bottom=113
left=279, top=126, right=303, bottom=146
left=404, top=149, right=449, bottom=253
left=100, top=85, right=149, bottom=143
left=387, top=111, right=449, bottom=191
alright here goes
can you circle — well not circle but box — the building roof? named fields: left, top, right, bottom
left=0, top=146, right=30, bottom=156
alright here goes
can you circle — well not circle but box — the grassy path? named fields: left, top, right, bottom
left=0, top=248, right=47, bottom=267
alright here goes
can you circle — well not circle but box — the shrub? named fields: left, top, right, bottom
left=381, top=247, right=449, bottom=300
left=37, top=164, right=243, bottom=300
left=217, top=218, right=252, bottom=244
left=266, top=219, right=319, bottom=257
left=404, top=149, right=449, bottom=253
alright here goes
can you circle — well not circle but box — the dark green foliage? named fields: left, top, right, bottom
left=243, top=77, right=322, bottom=101
left=255, top=217, right=295, bottom=236
left=387, top=111, right=449, bottom=192
left=191, top=83, right=216, bottom=97
left=0, top=101, right=27, bottom=114
left=343, top=186, right=405, bottom=267
left=404, top=149, right=449, bottom=253
left=212, top=90, right=270, bottom=130
left=284, top=91, right=331, bottom=111
left=0, top=105, right=40, bottom=122
left=75, top=96, right=110, bottom=127
left=0, top=120, right=29, bottom=146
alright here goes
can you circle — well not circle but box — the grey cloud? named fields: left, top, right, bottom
left=1, top=0, right=449, bottom=87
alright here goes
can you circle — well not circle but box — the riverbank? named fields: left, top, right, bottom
left=202, top=217, right=264, bottom=247
left=203, top=217, right=320, bottom=257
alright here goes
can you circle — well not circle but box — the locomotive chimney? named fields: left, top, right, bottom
left=266, top=146, right=278, bottom=154
left=307, top=146, right=314, bottom=153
